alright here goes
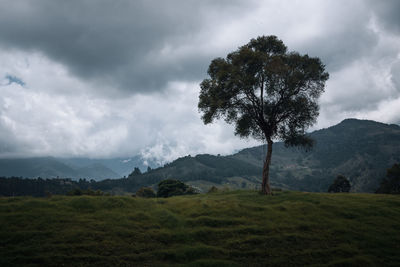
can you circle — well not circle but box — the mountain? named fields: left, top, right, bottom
left=59, top=156, right=159, bottom=178
left=0, top=155, right=160, bottom=180
left=1, top=119, right=399, bottom=194
left=76, top=163, right=119, bottom=180
left=0, top=157, right=79, bottom=178
left=236, top=119, right=400, bottom=192
left=122, top=119, right=400, bottom=193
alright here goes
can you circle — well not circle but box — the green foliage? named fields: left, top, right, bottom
left=157, top=179, right=197, bottom=198
left=328, top=175, right=351, bottom=193
left=157, top=179, right=188, bottom=197
left=198, top=35, right=328, bottom=145
left=136, top=187, right=156, bottom=198
left=376, top=163, right=400, bottom=194
left=0, top=191, right=399, bottom=266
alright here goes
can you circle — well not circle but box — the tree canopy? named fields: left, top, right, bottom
left=157, top=179, right=197, bottom=198
left=199, top=36, right=329, bottom=194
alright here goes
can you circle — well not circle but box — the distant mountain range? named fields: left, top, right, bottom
left=0, top=155, right=159, bottom=180
left=1, top=119, right=399, bottom=193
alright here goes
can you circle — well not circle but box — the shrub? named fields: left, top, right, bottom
left=328, top=175, right=351, bottom=193
left=157, top=179, right=198, bottom=198
left=136, top=187, right=156, bottom=198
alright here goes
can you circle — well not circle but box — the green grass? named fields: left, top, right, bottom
left=1, top=191, right=399, bottom=266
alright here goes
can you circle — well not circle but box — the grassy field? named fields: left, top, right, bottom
left=1, top=191, right=399, bottom=266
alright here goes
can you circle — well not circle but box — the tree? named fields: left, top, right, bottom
left=157, top=179, right=197, bottom=198
left=136, top=187, right=156, bottom=198
left=198, top=36, right=328, bottom=194
left=328, top=175, right=351, bottom=193
left=376, top=163, right=400, bottom=194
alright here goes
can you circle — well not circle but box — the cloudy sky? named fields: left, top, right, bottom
left=0, top=0, right=399, bottom=162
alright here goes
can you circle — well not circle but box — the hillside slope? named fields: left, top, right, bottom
left=0, top=119, right=399, bottom=193
left=1, top=191, right=399, bottom=266
left=126, top=119, right=400, bottom=192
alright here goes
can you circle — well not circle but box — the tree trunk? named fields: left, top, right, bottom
left=261, top=139, right=273, bottom=195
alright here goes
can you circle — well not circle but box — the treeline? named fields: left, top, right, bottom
left=0, top=177, right=92, bottom=197
left=2, top=154, right=397, bottom=197
left=0, top=176, right=144, bottom=197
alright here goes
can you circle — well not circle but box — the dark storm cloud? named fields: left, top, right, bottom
left=0, top=0, right=248, bottom=94
left=391, top=62, right=400, bottom=91
left=294, top=2, right=378, bottom=72
left=369, top=0, right=400, bottom=34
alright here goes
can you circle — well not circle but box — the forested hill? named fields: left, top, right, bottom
left=1, top=119, right=399, bottom=196
left=121, top=119, right=400, bottom=193
left=235, top=118, right=400, bottom=192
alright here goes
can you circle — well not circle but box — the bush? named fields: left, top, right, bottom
left=157, top=179, right=198, bottom=198
left=376, top=163, right=400, bottom=194
left=136, top=187, right=156, bottom=198
left=328, top=175, right=351, bottom=193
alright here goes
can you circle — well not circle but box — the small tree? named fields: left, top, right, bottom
left=376, top=163, right=400, bottom=194
left=328, top=175, right=351, bottom=193
left=136, top=187, right=156, bottom=198
left=157, top=179, right=197, bottom=198
left=199, top=35, right=329, bottom=194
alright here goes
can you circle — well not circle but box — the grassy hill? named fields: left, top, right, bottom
left=1, top=191, right=399, bottom=266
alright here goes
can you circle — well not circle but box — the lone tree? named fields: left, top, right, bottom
left=198, top=36, right=329, bottom=194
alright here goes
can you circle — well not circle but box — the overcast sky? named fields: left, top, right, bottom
left=0, top=0, right=399, bottom=162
